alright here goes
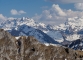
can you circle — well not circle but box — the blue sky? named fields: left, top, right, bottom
left=0, top=0, right=74, bottom=17
left=0, top=0, right=52, bottom=17
left=0, top=0, right=83, bottom=25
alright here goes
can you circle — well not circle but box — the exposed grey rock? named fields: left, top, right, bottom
left=0, top=29, right=83, bottom=60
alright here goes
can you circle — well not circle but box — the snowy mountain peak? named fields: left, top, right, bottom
left=1, top=16, right=83, bottom=46
left=65, top=16, right=83, bottom=30
left=0, top=17, right=65, bottom=44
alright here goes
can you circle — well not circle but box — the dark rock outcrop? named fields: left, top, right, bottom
left=64, top=39, right=83, bottom=50
left=0, top=29, right=83, bottom=60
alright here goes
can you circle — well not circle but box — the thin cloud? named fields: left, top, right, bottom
left=74, top=3, right=83, bottom=10
left=0, top=14, right=7, bottom=23
left=0, top=14, right=16, bottom=22
left=45, top=0, right=83, bottom=3
left=0, top=14, right=7, bottom=20
left=11, top=9, right=26, bottom=15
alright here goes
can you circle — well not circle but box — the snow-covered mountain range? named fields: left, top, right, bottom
left=0, top=17, right=63, bottom=44
left=1, top=16, right=83, bottom=50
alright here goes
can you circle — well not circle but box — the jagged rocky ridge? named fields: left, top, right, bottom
left=1, top=17, right=83, bottom=50
left=1, top=17, right=83, bottom=41
left=0, top=17, right=62, bottom=44
left=0, top=17, right=66, bottom=43
left=0, top=29, right=83, bottom=60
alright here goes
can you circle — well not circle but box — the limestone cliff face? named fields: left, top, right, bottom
left=0, top=29, right=83, bottom=60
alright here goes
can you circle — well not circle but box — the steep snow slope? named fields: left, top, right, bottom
left=66, top=39, right=83, bottom=50
left=9, top=25, right=59, bottom=44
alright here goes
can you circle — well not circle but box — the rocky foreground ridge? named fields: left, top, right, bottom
left=0, top=29, right=83, bottom=60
